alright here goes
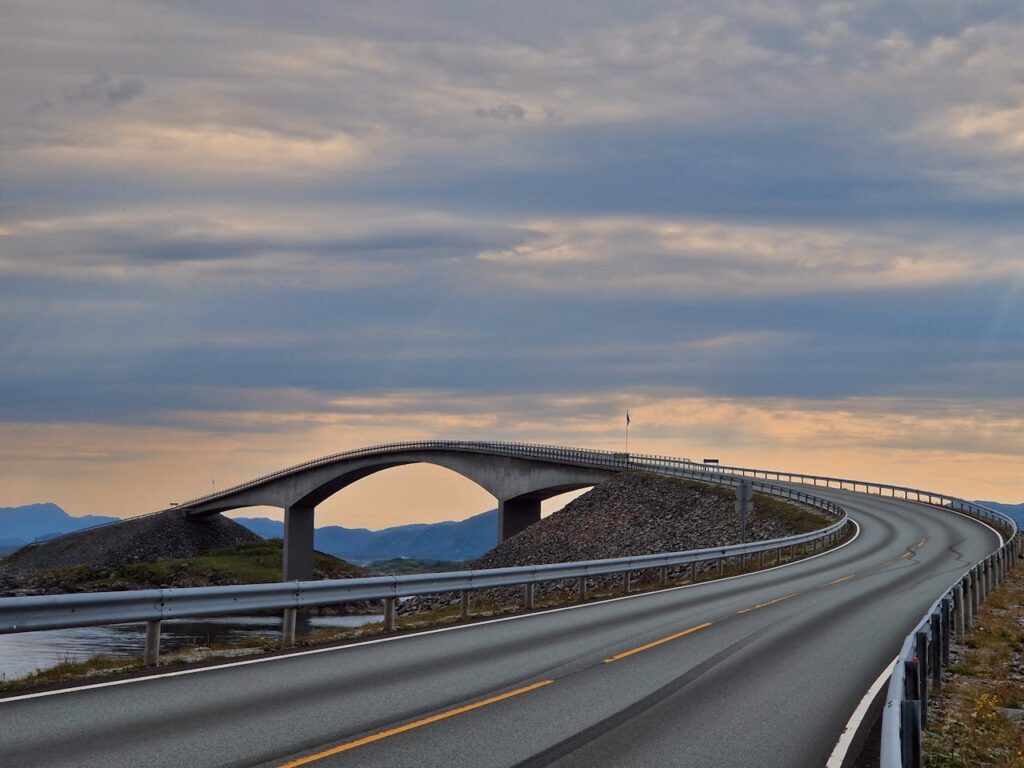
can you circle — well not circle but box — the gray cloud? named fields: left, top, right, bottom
left=473, top=104, right=526, bottom=121
left=0, top=0, right=1022, bottom=456
left=63, top=73, right=144, bottom=109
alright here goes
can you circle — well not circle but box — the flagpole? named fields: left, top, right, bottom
left=625, top=411, right=630, bottom=468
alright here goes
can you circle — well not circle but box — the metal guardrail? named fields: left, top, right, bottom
left=878, top=513, right=1020, bottom=767
left=0, top=515, right=848, bottom=634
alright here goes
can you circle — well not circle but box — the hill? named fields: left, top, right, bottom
left=0, top=503, right=119, bottom=547
left=402, top=471, right=830, bottom=613
left=0, top=511, right=261, bottom=580
left=975, top=500, right=1024, bottom=528
left=233, top=508, right=497, bottom=563
left=474, top=471, right=828, bottom=570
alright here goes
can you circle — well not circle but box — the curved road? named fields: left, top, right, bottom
left=1, top=488, right=1001, bottom=768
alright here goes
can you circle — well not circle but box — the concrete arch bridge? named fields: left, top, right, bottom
left=173, top=441, right=626, bottom=580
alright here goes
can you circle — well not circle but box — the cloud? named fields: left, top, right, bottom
left=473, top=104, right=526, bottom=121
left=63, top=73, right=143, bottom=108
left=1, top=0, right=1023, bottom=517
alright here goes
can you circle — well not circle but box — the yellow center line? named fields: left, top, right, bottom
left=736, top=593, right=799, bottom=615
left=603, top=622, right=713, bottom=663
left=827, top=575, right=856, bottom=586
left=276, top=680, right=555, bottom=767
left=900, top=551, right=913, bottom=559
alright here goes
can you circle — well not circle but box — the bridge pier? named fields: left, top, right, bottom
left=282, top=504, right=315, bottom=647
left=498, top=497, right=542, bottom=543
left=283, top=504, right=316, bottom=581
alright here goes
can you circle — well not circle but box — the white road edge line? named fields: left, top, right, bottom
left=825, top=655, right=898, bottom=768
left=0, top=520, right=862, bottom=704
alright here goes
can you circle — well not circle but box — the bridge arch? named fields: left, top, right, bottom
left=178, top=445, right=617, bottom=581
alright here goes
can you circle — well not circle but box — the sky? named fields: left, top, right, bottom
left=1, top=1, right=1022, bottom=529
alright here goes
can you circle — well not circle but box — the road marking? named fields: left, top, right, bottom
left=603, top=622, right=712, bottom=663
left=915, top=537, right=926, bottom=548
left=827, top=575, right=856, bottom=586
left=900, top=552, right=913, bottom=559
left=277, top=680, right=554, bottom=767
left=0, top=522, right=861, bottom=705
left=825, top=656, right=898, bottom=768
left=736, top=593, right=799, bottom=615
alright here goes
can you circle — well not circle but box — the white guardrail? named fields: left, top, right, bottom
left=1, top=440, right=1018, bottom=768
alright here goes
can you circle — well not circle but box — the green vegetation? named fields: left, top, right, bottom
left=16, top=540, right=365, bottom=592
left=924, top=561, right=1024, bottom=767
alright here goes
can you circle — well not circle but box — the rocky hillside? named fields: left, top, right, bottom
left=0, top=515, right=377, bottom=613
left=402, top=471, right=829, bottom=613
left=0, top=511, right=260, bottom=579
left=475, top=471, right=826, bottom=569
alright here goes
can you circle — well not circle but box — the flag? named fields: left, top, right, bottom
left=626, top=411, right=631, bottom=426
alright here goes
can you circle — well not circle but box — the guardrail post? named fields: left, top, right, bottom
left=915, top=631, right=929, bottom=725
left=690, top=561, right=698, bottom=583
left=930, top=614, right=942, bottom=689
left=979, top=562, right=987, bottom=603
left=971, top=566, right=981, bottom=616
left=525, top=583, right=535, bottom=610
left=460, top=590, right=471, bottom=619
left=282, top=608, right=297, bottom=648
left=953, top=584, right=965, bottom=644
left=144, top=619, right=161, bottom=667
left=716, top=558, right=723, bottom=578
left=759, top=550, right=765, bottom=569
left=384, top=598, right=396, bottom=632
left=775, top=547, right=782, bottom=565
left=578, top=576, right=587, bottom=602
left=623, top=571, right=631, bottom=594
left=900, top=698, right=922, bottom=768
left=658, top=566, right=667, bottom=588
left=940, top=600, right=950, bottom=667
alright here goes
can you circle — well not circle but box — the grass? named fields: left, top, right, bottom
left=923, top=557, right=1024, bottom=768
left=24, top=540, right=365, bottom=592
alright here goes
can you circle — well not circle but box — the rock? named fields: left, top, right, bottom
left=400, top=471, right=826, bottom=614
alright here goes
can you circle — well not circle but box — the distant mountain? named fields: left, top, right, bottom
left=0, top=503, right=120, bottom=549
left=233, top=509, right=497, bottom=563
left=975, top=501, right=1024, bottom=527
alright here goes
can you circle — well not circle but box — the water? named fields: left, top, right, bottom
left=0, top=614, right=383, bottom=682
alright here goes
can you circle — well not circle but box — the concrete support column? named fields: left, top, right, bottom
left=384, top=598, right=396, bottom=632
left=144, top=619, right=161, bottom=667
left=497, top=497, right=542, bottom=543
left=953, top=585, right=965, bottom=645
left=281, top=504, right=315, bottom=648
left=283, top=504, right=316, bottom=581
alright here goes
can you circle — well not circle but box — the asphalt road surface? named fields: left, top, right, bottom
left=1, top=489, right=1001, bottom=768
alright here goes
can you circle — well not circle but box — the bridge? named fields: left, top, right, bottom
left=0, top=442, right=1019, bottom=768
left=170, top=441, right=624, bottom=580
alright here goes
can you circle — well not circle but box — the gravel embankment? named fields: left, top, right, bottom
left=402, top=470, right=829, bottom=613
